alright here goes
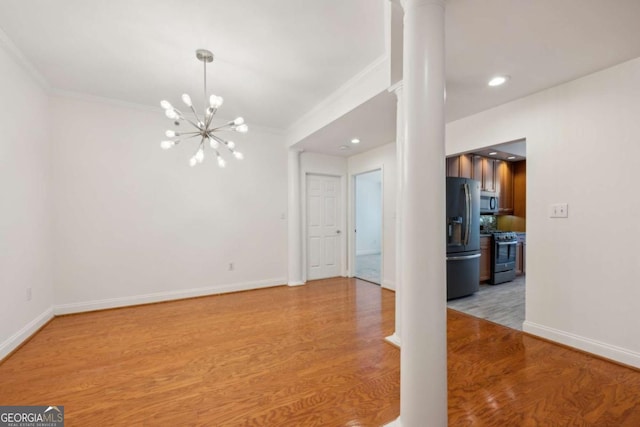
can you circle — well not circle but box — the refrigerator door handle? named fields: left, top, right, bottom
left=463, top=182, right=471, bottom=245
left=447, top=253, right=482, bottom=261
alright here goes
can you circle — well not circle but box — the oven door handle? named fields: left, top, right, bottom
left=447, top=253, right=482, bottom=261
left=496, top=241, right=517, bottom=246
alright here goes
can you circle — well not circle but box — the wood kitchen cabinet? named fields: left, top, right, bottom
left=513, top=160, right=526, bottom=218
left=480, top=236, right=491, bottom=281
left=496, top=160, right=514, bottom=214
left=470, top=155, right=496, bottom=191
left=446, top=154, right=472, bottom=178
left=472, top=155, right=483, bottom=183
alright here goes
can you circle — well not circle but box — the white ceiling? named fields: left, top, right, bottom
left=0, top=0, right=385, bottom=129
left=1, top=0, right=640, bottom=156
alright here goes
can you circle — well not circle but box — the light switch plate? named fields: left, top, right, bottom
left=557, top=203, right=568, bottom=218
left=549, top=203, right=569, bottom=218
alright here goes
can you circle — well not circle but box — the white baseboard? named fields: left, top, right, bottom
left=53, top=278, right=286, bottom=315
left=384, top=418, right=401, bottom=426
left=0, top=307, right=54, bottom=361
left=381, top=279, right=395, bottom=291
left=523, top=320, right=640, bottom=369
left=385, top=333, right=401, bottom=348
left=287, top=281, right=306, bottom=287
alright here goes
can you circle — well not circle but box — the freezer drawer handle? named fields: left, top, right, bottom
left=447, top=253, right=481, bottom=261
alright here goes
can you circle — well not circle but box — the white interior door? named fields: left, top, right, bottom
left=307, top=174, right=341, bottom=280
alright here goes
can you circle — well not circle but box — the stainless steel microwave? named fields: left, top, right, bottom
left=480, top=191, right=499, bottom=214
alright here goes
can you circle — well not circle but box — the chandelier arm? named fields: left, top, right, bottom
left=204, top=108, right=217, bottom=130
left=208, top=133, right=228, bottom=146
left=188, top=105, right=203, bottom=128
left=177, top=115, right=202, bottom=130
left=208, top=123, right=233, bottom=132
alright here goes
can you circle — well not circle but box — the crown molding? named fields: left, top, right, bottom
left=0, top=26, right=50, bottom=91
left=287, top=53, right=389, bottom=134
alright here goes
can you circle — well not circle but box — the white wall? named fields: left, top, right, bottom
left=348, top=143, right=396, bottom=289
left=355, top=171, right=382, bottom=255
left=50, top=95, right=288, bottom=313
left=0, top=41, right=54, bottom=359
left=447, top=57, right=640, bottom=367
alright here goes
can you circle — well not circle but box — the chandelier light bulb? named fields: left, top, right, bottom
left=195, top=148, right=204, bottom=163
left=165, top=130, right=177, bottom=138
left=165, top=109, right=178, bottom=119
left=209, top=95, right=223, bottom=109
left=181, top=93, right=192, bottom=107
left=160, top=100, right=172, bottom=110
left=235, top=124, right=249, bottom=133
left=217, top=156, right=226, bottom=168
left=233, top=117, right=244, bottom=126
left=160, top=140, right=175, bottom=150
left=227, top=141, right=235, bottom=149
left=189, top=157, right=197, bottom=167
left=233, top=151, right=244, bottom=160
left=209, top=138, right=219, bottom=149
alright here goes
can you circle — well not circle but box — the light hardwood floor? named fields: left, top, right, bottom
left=1, top=277, right=639, bottom=426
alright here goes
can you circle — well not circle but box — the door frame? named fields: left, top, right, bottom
left=349, top=166, right=385, bottom=285
left=302, top=172, right=348, bottom=282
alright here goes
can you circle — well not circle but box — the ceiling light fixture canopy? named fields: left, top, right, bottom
left=159, top=49, right=248, bottom=168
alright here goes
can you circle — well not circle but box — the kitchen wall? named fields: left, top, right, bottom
left=50, top=95, right=289, bottom=313
left=0, top=39, right=54, bottom=359
left=447, top=57, right=640, bottom=367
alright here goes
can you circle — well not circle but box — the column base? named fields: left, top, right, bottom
left=385, top=333, right=401, bottom=348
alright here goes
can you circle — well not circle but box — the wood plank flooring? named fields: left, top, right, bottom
left=447, top=275, right=526, bottom=330
left=1, top=277, right=639, bottom=426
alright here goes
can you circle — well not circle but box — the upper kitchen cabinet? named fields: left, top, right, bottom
left=447, top=154, right=524, bottom=217
left=471, top=155, right=496, bottom=192
left=496, top=160, right=514, bottom=214
left=446, top=154, right=472, bottom=178
left=513, top=160, right=526, bottom=218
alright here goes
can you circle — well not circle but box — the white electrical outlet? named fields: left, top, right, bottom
left=26, top=287, right=32, bottom=301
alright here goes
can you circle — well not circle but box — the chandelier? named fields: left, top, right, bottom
left=159, top=49, right=248, bottom=167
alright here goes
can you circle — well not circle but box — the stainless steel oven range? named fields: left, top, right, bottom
left=490, top=231, right=518, bottom=285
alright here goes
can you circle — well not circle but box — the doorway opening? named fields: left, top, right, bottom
left=445, top=139, right=527, bottom=330
left=354, top=169, right=382, bottom=285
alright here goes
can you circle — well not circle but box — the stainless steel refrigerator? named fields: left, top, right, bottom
left=446, top=177, right=481, bottom=299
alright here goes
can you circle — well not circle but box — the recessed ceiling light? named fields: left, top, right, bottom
left=350, top=138, right=360, bottom=144
left=488, top=75, right=510, bottom=87
left=339, top=145, right=350, bottom=151
left=489, top=151, right=498, bottom=155
left=507, top=156, right=516, bottom=160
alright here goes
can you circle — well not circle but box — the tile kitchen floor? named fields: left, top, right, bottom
left=447, top=275, right=525, bottom=330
